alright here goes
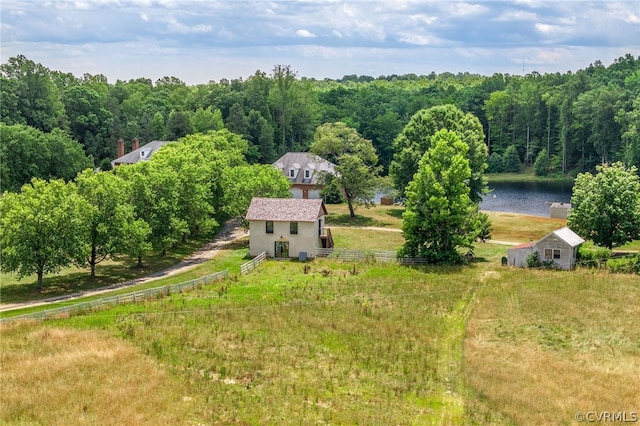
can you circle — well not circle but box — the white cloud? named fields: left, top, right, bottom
left=397, top=33, right=431, bottom=46
left=296, top=29, right=316, bottom=38
left=140, top=12, right=149, bottom=21
left=493, top=10, right=538, bottom=22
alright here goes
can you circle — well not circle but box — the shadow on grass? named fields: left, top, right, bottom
left=327, top=213, right=389, bottom=227
left=0, top=233, right=226, bottom=305
left=385, top=208, right=404, bottom=219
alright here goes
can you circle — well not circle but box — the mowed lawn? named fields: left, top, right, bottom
left=1, top=206, right=639, bottom=424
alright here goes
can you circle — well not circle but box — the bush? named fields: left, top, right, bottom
left=487, top=152, right=504, bottom=173
left=534, top=149, right=550, bottom=176
left=502, top=145, right=521, bottom=173
left=607, top=255, right=640, bottom=274
left=577, top=246, right=611, bottom=268
left=526, top=251, right=540, bottom=268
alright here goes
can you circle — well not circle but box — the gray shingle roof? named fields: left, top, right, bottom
left=246, top=197, right=327, bottom=222
left=112, top=141, right=171, bottom=166
left=273, top=152, right=335, bottom=185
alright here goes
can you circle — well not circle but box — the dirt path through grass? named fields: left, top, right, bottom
left=0, top=221, right=246, bottom=312
left=431, top=283, right=480, bottom=423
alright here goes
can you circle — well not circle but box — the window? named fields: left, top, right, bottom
left=266, top=221, right=274, bottom=234
left=544, top=249, right=552, bottom=260
left=553, top=249, right=561, bottom=259
left=304, top=169, right=311, bottom=179
left=290, top=222, right=298, bottom=235
left=289, top=169, right=295, bottom=178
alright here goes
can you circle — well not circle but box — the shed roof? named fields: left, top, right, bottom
left=551, top=227, right=585, bottom=247
left=246, top=197, right=327, bottom=222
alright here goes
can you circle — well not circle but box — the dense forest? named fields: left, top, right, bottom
left=2, top=54, right=639, bottom=193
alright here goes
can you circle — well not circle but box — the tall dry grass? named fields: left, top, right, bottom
left=464, top=268, right=640, bottom=424
left=0, top=321, right=201, bottom=425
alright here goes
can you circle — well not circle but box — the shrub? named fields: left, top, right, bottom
left=577, top=246, right=611, bottom=268
left=487, top=152, right=504, bottom=173
left=526, top=251, right=540, bottom=268
left=534, top=149, right=550, bottom=176
left=502, top=145, right=521, bottom=173
left=607, top=255, right=640, bottom=274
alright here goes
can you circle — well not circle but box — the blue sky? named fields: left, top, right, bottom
left=2, top=0, right=639, bottom=84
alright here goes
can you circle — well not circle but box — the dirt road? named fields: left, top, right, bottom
left=0, top=222, right=246, bottom=313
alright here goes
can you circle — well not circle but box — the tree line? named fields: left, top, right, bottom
left=2, top=54, right=639, bottom=190
left=0, top=130, right=291, bottom=288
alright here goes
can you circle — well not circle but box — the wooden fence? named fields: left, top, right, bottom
left=1, top=270, right=228, bottom=323
left=240, top=252, right=266, bottom=275
left=316, top=248, right=429, bottom=265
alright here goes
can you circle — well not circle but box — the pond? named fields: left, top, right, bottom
left=480, top=180, right=573, bottom=217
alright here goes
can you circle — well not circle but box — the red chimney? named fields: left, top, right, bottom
left=132, top=138, right=139, bottom=151
left=117, top=138, right=125, bottom=158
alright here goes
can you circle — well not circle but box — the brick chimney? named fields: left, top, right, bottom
left=132, top=137, right=139, bottom=151
left=117, top=138, right=125, bottom=158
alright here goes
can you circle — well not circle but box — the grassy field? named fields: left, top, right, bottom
left=0, top=234, right=216, bottom=304
left=1, top=206, right=639, bottom=424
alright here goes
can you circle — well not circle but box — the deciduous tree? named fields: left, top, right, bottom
left=75, top=169, right=151, bottom=278
left=399, top=130, right=486, bottom=263
left=310, top=122, right=381, bottom=218
left=0, top=123, right=93, bottom=193
left=389, top=104, right=488, bottom=201
left=221, top=164, right=292, bottom=224
left=0, top=178, right=89, bottom=289
left=568, top=162, right=640, bottom=249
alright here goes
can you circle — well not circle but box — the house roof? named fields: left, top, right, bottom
left=511, top=242, right=535, bottom=250
left=246, top=197, right=327, bottom=222
left=550, top=227, right=585, bottom=247
left=273, top=152, right=336, bottom=185
left=111, top=141, right=171, bottom=166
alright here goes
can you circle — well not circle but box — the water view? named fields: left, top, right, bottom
left=480, top=180, right=573, bottom=217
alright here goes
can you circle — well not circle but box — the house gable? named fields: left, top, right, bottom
left=273, top=152, right=336, bottom=199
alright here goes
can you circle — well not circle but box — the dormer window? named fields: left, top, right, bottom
left=289, top=169, right=296, bottom=178
left=304, top=169, right=311, bottom=179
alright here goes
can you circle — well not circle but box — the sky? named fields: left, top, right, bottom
left=1, top=0, right=639, bottom=85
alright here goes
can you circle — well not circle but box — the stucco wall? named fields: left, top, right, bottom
left=249, top=220, right=320, bottom=258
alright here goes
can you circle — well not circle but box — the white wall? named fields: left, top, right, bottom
left=249, top=220, right=320, bottom=258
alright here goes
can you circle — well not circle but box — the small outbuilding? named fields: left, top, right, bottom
left=549, top=202, right=572, bottom=219
left=246, top=197, right=333, bottom=259
left=507, top=227, right=584, bottom=270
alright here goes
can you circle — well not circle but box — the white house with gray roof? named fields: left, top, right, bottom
left=507, top=227, right=585, bottom=270
left=245, top=197, right=333, bottom=259
left=273, top=152, right=336, bottom=199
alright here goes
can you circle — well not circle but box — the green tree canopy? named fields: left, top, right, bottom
left=399, top=129, right=486, bottom=263
left=221, top=164, right=292, bottom=224
left=75, top=169, right=151, bottom=278
left=0, top=123, right=93, bottom=193
left=568, top=162, right=640, bottom=249
left=310, top=122, right=381, bottom=218
left=389, top=104, right=488, bottom=202
left=0, top=178, right=89, bottom=289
